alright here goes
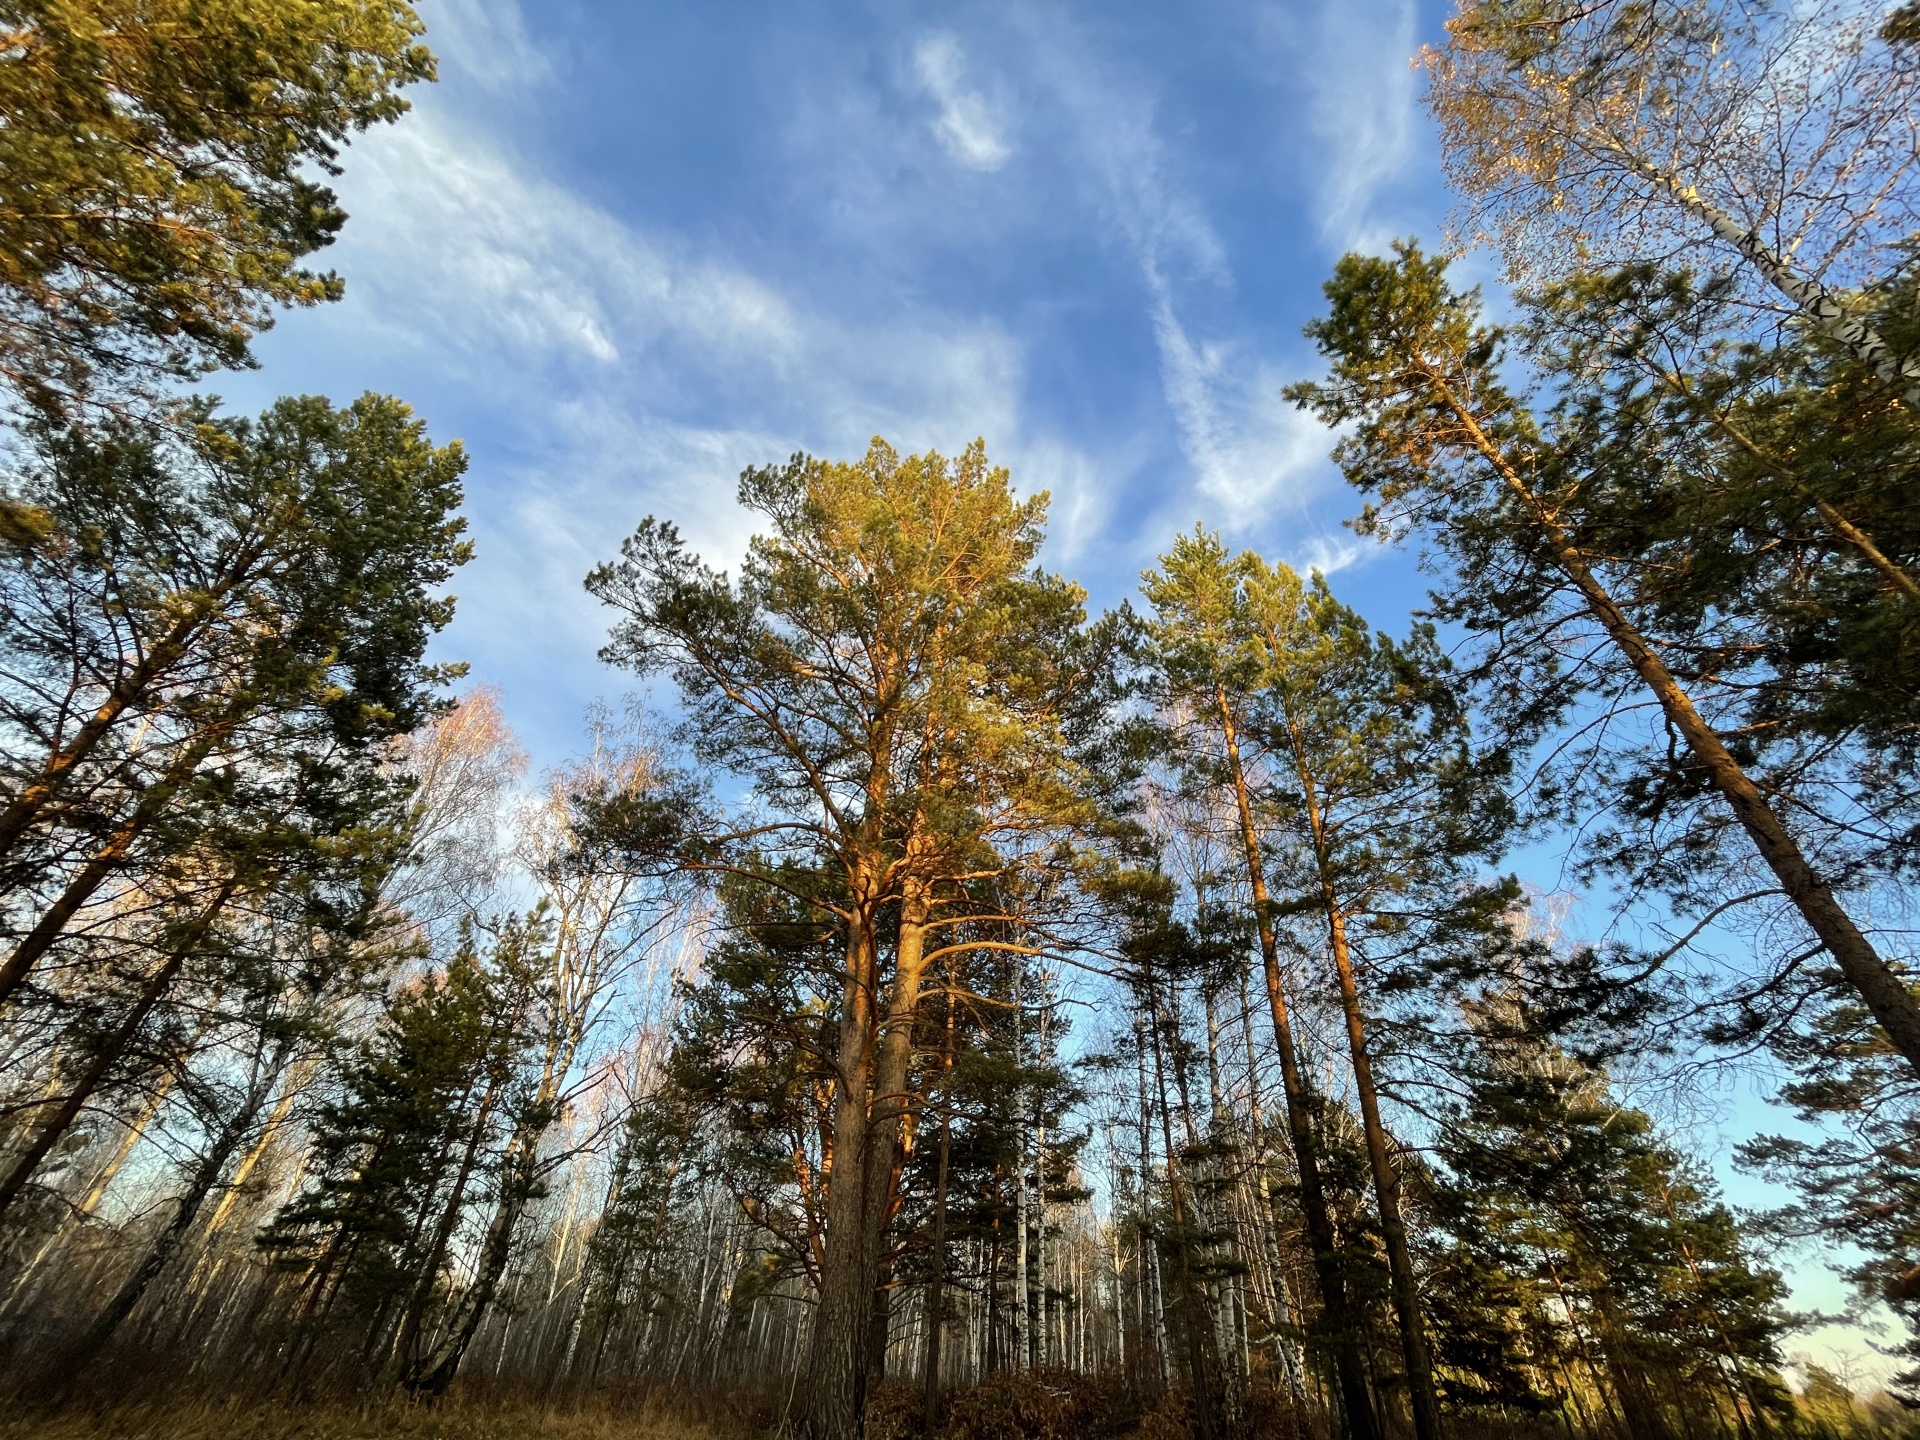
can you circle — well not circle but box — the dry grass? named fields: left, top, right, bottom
left=0, top=1396, right=766, bottom=1440
left=0, top=1378, right=1155, bottom=1440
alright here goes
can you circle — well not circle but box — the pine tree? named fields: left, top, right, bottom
left=1140, top=530, right=1384, bottom=1440
left=1288, top=242, right=1920, bottom=1082
left=1515, top=264, right=1920, bottom=758
left=260, top=929, right=534, bottom=1384
left=1236, top=540, right=1514, bottom=1440
left=0, top=0, right=436, bottom=414
left=0, top=394, right=470, bottom=1014
left=587, top=437, right=1096, bottom=1440
left=1435, top=997, right=1792, bottom=1437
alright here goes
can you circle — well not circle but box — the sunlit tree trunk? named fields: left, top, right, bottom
left=0, top=550, right=266, bottom=874
left=0, top=716, right=237, bottom=1010
left=1213, top=687, right=1381, bottom=1440
left=0, top=875, right=239, bottom=1219
left=860, top=870, right=934, bottom=1390
left=35, top=1033, right=295, bottom=1393
left=921, top=988, right=955, bottom=1426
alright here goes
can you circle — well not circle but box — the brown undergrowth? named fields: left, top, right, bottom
left=865, top=1373, right=1310, bottom=1440
left=0, top=1394, right=766, bottom=1440
left=0, top=1375, right=1316, bottom=1440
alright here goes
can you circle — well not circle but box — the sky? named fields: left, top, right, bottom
left=221, top=0, right=1450, bottom=767
left=214, top=0, right=1886, bottom=1385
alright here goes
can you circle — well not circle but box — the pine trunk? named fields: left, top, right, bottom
left=0, top=718, right=236, bottom=1010
left=36, top=1036, right=292, bottom=1392
left=0, top=877, right=238, bottom=1219
left=1325, top=901, right=1440, bottom=1440
left=1432, top=372, right=1920, bottom=1080
left=922, top=989, right=955, bottom=1426
left=806, top=894, right=881, bottom=1440
left=1215, top=689, right=1381, bottom=1440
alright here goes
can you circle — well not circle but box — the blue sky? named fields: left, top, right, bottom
left=216, top=0, right=1882, bottom=1381
left=223, top=0, right=1451, bottom=767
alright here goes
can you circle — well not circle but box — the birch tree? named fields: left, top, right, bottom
left=1425, top=0, right=1920, bottom=399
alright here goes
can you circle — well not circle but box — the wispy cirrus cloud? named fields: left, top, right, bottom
left=284, top=102, right=1094, bottom=744
left=1258, top=0, right=1421, bottom=254
left=328, top=112, right=801, bottom=380
left=426, top=0, right=552, bottom=95
left=1023, top=15, right=1337, bottom=536
left=913, top=33, right=1014, bottom=172
left=1288, top=531, right=1367, bottom=578
left=1145, top=284, right=1336, bottom=520
left=257, top=0, right=1439, bottom=752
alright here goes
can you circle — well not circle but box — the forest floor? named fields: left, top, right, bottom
left=0, top=1399, right=751, bottom=1440
left=0, top=1374, right=1191, bottom=1440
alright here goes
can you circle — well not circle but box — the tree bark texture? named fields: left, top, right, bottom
left=806, top=889, right=881, bottom=1440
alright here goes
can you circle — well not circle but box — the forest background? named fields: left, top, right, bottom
left=238, top=0, right=1866, bottom=1374
left=3, top=0, right=1919, bottom=1437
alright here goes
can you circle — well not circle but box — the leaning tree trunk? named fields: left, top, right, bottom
left=0, top=586, right=238, bottom=876
left=0, top=876, right=240, bottom=1220
left=1589, top=133, right=1920, bottom=408
left=0, top=1062, right=184, bottom=1324
left=0, top=717, right=237, bottom=1011
left=33, top=1034, right=294, bottom=1395
left=1428, top=366, right=1920, bottom=1082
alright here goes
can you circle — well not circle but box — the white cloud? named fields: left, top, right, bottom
left=1288, top=532, right=1367, bottom=577
left=331, top=111, right=800, bottom=377
left=1147, top=276, right=1333, bottom=518
left=463, top=415, right=788, bottom=666
left=294, top=102, right=1110, bottom=752
left=1005, top=434, right=1134, bottom=569
left=914, top=34, right=1014, bottom=171
left=1023, top=19, right=1331, bottom=529
left=426, top=0, right=552, bottom=94
left=1261, top=0, right=1419, bottom=252
left=1027, top=28, right=1226, bottom=286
